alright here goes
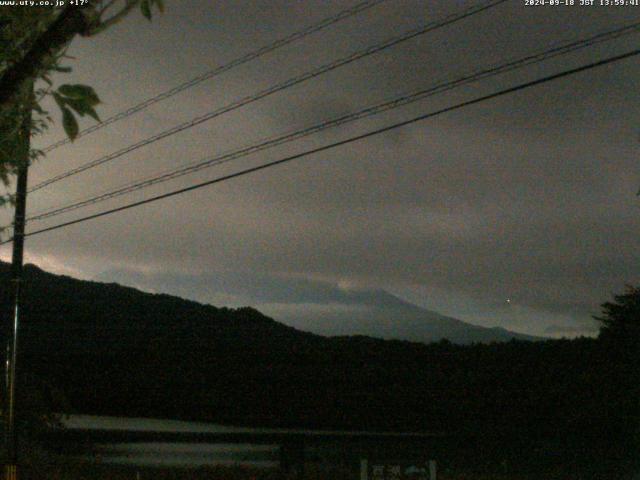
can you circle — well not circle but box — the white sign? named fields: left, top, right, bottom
left=360, top=459, right=437, bottom=480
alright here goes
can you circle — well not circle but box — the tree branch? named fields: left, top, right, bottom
left=0, top=6, right=94, bottom=113
left=90, top=0, right=140, bottom=36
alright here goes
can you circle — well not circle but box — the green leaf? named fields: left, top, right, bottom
left=58, top=84, right=100, bottom=105
left=64, top=98, right=87, bottom=117
left=85, top=106, right=100, bottom=122
left=61, top=107, right=79, bottom=141
left=65, top=97, right=101, bottom=122
left=141, top=0, right=152, bottom=20
left=52, top=92, right=65, bottom=109
left=33, top=103, right=47, bottom=115
left=57, top=84, right=81, bottom=97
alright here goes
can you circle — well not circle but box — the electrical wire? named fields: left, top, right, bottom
left=29, top=0, right=508, bottom=193
left=24, top=20, right=640, bottom=223
left=40, top=0, right=389, bottom=153
left=3, top=46, right=637, bottom=245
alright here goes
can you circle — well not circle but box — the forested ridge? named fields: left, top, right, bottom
left=1, top=262, right=638, bottom=476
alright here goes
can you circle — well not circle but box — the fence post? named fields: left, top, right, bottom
left=360, top=459, right=367, bottom=480
left=429, top=460, right=437, bottom=480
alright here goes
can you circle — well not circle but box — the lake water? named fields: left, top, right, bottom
left=61, top=415, right=280, bottom=467
left=60, top=414, right=436, bottom=469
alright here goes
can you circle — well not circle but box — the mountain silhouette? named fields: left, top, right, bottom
left=263, top=287, right=540, bottom=344
left=0, top=262, right=634, bottom=477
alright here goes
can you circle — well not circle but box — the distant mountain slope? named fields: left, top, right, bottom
left=263, top=288, right=541, bottom=344
left=93, top=263, right=541, bottom=344
left=0, top=261, right=550, bottom=426
left=0, top=262, right=541, bottom=363
left=0, top=261, right=322, bottom=356
left=0, top=261, right=634, bottom=479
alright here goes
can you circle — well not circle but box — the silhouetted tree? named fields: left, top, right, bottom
left=595, top=285, right=640, bottom=342
left=0, top=1, right=164, bottom=200
left=594, top=286, right=640, bottom=477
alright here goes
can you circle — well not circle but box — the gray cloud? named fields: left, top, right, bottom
left=2, top=0, right=638, bottom=339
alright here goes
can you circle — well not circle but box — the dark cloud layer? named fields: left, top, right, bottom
left=1, top=0, right=638, bottom=338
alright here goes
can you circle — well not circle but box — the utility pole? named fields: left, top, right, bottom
left=4, top=86, right=31, bottom=480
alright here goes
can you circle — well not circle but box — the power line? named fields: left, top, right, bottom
left=4, top=46, right=638, bottom=245
left=24, top=20, right=640, bottom=223
left=28, top=0, right=508, bottom=193
left=40, top=0, right=388, bottom=153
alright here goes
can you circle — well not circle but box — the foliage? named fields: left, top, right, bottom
left=594, top=285, right=640, bottom=341
left=594, top=286, right=640, bottom=476
left=1, top=262, right=638, bottom=477
left=0, top=0, right=164, bottom=189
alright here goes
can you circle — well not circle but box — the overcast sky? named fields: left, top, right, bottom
left=1, top=0, right=639, bottom=338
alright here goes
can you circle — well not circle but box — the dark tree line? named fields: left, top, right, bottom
left=1, top=263, right=638, bottom=478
